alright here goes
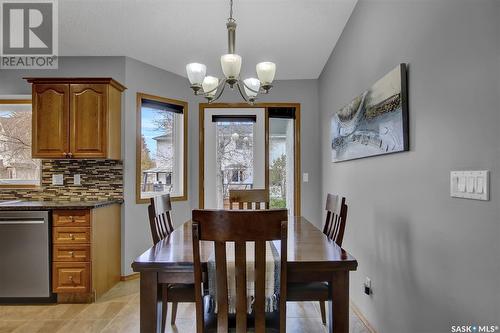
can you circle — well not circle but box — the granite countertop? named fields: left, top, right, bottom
left=0, top=199, right=123, bottom=210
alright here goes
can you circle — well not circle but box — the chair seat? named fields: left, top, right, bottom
left=287, top=282, right=329, bottom=301
left=164, top=283, right=196, bottom=302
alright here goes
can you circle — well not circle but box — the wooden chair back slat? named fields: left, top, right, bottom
left=192, top=209, right=288, bottom=333
left=215, top=241, right=229, bottom=332
left=192, top=222, right=205, bottom=333
left=254, top=239, right=266, bottom=333
left=148, top=194, right=174, bottom=245
left=229, top=189, right=270, bottom=210
left=235, top=241, right=247, bottom=333
left=323, top=193, right=348, bottom=246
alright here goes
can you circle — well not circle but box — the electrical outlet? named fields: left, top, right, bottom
left=52, top=174, right=63, bottom=186
left=73, top=174, right=81, bottom=186
left=364, top=277, right=372, bottom=295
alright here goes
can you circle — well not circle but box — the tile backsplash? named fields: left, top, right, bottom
left=0, top=160, right=123, bottom=202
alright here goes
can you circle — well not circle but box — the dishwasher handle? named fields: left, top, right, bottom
left=0, top=219, right=45, bottom=225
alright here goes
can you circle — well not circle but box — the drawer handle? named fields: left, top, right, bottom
left=68, top=276, right=73, bottom=282
left=69, top=216, right=74, bottom=221
left=67, top=152, right=73, bottom=158
left=69, top=251, right=74, bottom=257
left=69, top=233, right=74, bottom=240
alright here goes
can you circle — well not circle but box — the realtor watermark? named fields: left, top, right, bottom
left=451, top=325, right=499, bottom=332
left=0, top=0, right=58, bottom=69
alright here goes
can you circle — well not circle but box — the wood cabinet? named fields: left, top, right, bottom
left=32, top=84, right=70, bottom=158
left=52, top=205, right=121, bottom=302
left=26, top=78, right=126, bottom=159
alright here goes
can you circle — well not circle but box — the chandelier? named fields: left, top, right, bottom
left=185, top=0, right=276, bottom=104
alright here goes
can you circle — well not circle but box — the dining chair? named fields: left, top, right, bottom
left=322, top=194, right=348, bottom=246
left=287, top=193, right=348, bottom=325
left=192, top=209, right=288, bottom=333
left=148, top=194, right=195, bottom=329
left=228, top=189, right=270, bottom=210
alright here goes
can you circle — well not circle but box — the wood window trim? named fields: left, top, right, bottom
left=198, top=102, right=301, bottom=217
left=0, top=99, right=41, bottom=189
left=136, top=93, right=188, bottom=204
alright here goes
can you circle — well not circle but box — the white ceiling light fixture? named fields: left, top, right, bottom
left=186, top=0, right=276, bottom=104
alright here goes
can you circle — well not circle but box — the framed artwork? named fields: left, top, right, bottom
left=331, top=63, right=409, bottom=162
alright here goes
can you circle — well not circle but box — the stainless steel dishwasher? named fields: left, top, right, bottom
left=0, top=210, right=55, bottom=303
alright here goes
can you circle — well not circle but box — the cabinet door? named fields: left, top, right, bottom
left=32, top=84, right=70, bottom=158
left=70, top=84, right=108, bottom=158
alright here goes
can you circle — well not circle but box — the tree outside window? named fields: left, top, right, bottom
left=0, top=101, right=40, bottom=187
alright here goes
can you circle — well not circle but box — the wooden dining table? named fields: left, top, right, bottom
left=131, top=216, right=358, bottom=333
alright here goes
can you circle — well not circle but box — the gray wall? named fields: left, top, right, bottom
left=319, top=1, right=500, bottom=331
left=0, top=56, right=321, bottom=276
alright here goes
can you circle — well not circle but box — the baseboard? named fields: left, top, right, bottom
left=120, top=272, right=140, bottom=281
left=350, top=300, right=378, bottom=333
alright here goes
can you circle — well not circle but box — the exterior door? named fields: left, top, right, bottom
left=32, top=84, right=70, bottom=158
left=203, top=108, right=266, bottom=209
left=70, top=84, right=107, bottom=158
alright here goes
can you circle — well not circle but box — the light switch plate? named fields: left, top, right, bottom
left=52, top=174, right=64, bottom=186
left=73, top=174, right=81, bottom=186
left=303, top=173, right=309, bottom=183
left=450, top=170, right=489, bottom=201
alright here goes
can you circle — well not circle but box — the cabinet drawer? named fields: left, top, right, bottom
left=53, top=227, right=90, bottom=244
left=53, top=210, right=90, bottom=227
left=53, top=244, right=91, bottom=262
left=53, top=262, right=90, bottom=293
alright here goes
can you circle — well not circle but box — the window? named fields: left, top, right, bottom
left=136, top=93, right=187, bottom=203
left=0, top=99, right=40, bottom=188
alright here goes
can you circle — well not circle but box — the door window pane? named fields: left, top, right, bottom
left=215, top=121, right=254, bottom=209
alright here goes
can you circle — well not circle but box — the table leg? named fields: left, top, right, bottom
left=140, top=271, right=162, bottom=333
left=329, top=270, right=349, bottom=333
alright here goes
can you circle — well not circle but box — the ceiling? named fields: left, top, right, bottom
left=59, top=0, right=357, bottom=80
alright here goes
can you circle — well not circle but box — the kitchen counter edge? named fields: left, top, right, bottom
left=0, top=200, right=124, bottom=210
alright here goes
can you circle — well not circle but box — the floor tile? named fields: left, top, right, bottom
left=287, top=301, right=321, bottom=318
left=287, top=317, right=328, bottom=333
left=74, top=302, right=127, bottom=320
left=57, top=319, right=109, bottom=333
left=0, top=321, right=26, bottom=333
left=0, top=306, right=47, bottom=321
left=33, top=304, right=88, bottom=320
left=12, top=320, right=65, bottom=333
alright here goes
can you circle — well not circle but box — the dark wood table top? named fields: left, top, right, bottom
left=132, top=216, right=358, bottom=272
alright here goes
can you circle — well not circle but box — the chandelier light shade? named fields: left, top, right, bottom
left=220, top=54, right=242, bottom=79
left=186, top=0, right=276, bottom=104
left=202, top=76, right=219, bottom=97
left=256, top=62, right=276, bottom=86
left=243, top=78, right=260, bottom=100
left=186, top=63, right=206, bottom=87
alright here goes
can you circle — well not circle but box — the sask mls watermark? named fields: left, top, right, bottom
left=0, top=0, right=58, bottom=69
left=451, top=325, right=499, bottom=332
